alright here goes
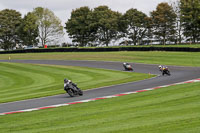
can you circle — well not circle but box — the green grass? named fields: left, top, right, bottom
left=0, top=51, right=200, bottom=67
left=0, top=51, right=199, bottom=132
left=0, top=81, right=200, bottom=133
left=0, top=62, right=153, bottom=103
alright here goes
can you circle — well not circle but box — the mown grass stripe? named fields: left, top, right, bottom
left=0, top=62, right=153, bottom=103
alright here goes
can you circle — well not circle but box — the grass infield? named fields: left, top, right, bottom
left=0, top=62, right=153, bottom=103
left=0, top=81, right=199, bottom=133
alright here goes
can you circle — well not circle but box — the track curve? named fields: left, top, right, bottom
left=0, top=60, right=200, bottom=113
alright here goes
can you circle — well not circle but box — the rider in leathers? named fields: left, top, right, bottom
left=159, top=65, right=169, bottom=76
left=64, top=79, right=80, bottom=91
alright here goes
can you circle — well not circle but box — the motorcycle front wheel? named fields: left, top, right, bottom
left=78, top=90, right=83, bottom=96
left=167, top=71, right=171, bottom=76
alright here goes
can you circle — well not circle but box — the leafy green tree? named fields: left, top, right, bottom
left=65, top=6, right=95, bottom=47
left=0, top=9, right=22, bottom=50
left=18, top=12, right=39, bottom=46
left=33, top=7, right=64, bottom=46
left=92, top=6, right=122, bottom=46
left=121, top=8, right=151, bottom=45
left=151, top=3, right=177, bottom=45
left=180, top=0, right=200, bottom=43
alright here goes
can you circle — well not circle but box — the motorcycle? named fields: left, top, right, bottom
left=64, top=80, right=83, bottom=97
left=162, top=68, right=171, bottom=76
left=123, top=63, right=133, bottom=71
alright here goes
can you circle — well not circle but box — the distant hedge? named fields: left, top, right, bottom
left=0, top=47, right=200, bottom=54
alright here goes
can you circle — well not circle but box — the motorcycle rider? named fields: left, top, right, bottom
left=158, top=65, right=169, bottom=75
left=123, top=62, right=133, bottom=71
left=159, top=65, right=163, bottom=71
left=64, top=78, right=80, bottom=91
left=123, top=62, right=128, bottom=68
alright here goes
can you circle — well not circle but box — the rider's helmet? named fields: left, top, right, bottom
left=64, top=78, right=68, bottom=83
left=123, top=62, right=126, bottom=65
left=159, top=65, right=162, bottom=68
left=68, top=80, right=71, bottom=83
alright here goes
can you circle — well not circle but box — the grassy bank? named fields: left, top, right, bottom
left=0, top=81, right=199, bottom=133
left=0, top=51, right=200, bottom=67
left=0, top=62, right=152, bottom=103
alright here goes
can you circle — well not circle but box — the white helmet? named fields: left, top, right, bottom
left=159, top=65, right=162, bottom=68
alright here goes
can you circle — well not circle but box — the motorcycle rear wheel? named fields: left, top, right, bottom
left=67, top=89, right=75, bottom=97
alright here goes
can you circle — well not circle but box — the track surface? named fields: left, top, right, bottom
left=0, top=60, right=200, bottom=113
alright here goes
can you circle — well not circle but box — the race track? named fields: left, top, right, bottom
left=0, top=60, right=200, bottom=114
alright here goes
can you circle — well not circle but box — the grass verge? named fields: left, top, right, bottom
left=0, top=82, right=199, bottom=133
left=0, top=62, right=153, bottom=103
left=0, top=51, right=200, bottom=67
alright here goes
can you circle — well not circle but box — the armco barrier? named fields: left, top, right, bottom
left=0, top=47, right=200, bottom=54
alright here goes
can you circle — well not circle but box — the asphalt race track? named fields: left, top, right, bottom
left=0, top=60, right=200, bottom=114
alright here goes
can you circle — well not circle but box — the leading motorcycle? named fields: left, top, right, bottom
left=123, top=63, right=133, bottom=71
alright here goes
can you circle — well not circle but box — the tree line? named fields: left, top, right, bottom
left=66, top=0, right=200, bottom=46
left=0, top=7, right=64, bottom=50
left=0, top=0, right=200, bottom=50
